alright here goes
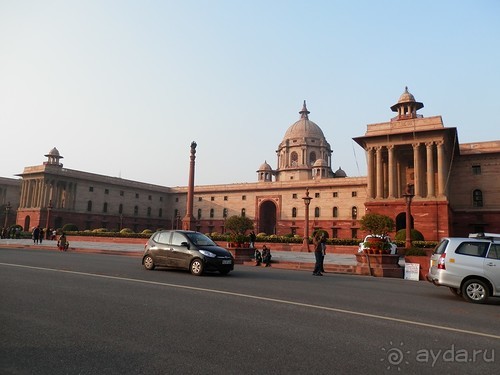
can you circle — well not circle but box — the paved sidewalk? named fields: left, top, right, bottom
left=0, top=238, right=358, bottom=266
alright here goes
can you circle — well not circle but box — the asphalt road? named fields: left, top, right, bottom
left=1, top=248, right=499, bottom=375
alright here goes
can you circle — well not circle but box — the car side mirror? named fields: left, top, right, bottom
left=181, top=241, right=190, bottom=249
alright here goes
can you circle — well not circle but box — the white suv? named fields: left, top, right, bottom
left=427, top=233, right=500, bottom=303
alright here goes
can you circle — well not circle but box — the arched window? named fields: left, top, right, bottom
left=473, top=189, right=483, bottom=207
left=158, top=208, right=163, bottom=218
left=309, top=151, right=317, bottom=164
left=210, top=208, right=214, bottom=218
left=314, top=207, right=320, bottom=218
left=333, top=207, right=338, bottom=218
left=103, top=202, right=108, bottom=213
left=292, top=207, right=297, bottom=218
left=134, top=206, right=139, bottom=216
left=351, top=206, right=358, bottom=220
left=197, top=209, right=202, bottom=220
left=291, top=152, right=298, bottom=166
left=223, top=208, right=228, bottom=218
left=119, top=203, right=123, bottom=214
left=87, top=200, right=92, bottom=212
left=241, top=208, right=246, bottom=217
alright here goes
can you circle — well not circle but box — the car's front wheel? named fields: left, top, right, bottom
left=143, top=255, right=155, bottom=270
left=462, top=279, right=489, bottom=304
left=190, top=259, right=204, bottom=276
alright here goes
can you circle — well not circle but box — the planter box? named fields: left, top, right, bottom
left=355, top=253, right=403, bottom=278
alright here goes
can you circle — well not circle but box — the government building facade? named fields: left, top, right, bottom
left=2, top=88, right=500, bottom=241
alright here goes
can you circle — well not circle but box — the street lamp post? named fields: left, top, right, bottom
left=45, top=200, right=52, bottom=239
left=302, top=188, right=313, bottom=252
left=403, top=184, right=415, bottom=249
left=4, top=202, right=11, bottom=229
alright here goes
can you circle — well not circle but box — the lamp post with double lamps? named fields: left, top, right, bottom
left=302, top=188, right=313, bottom=252
left=402, top=184, right=415, bottom=249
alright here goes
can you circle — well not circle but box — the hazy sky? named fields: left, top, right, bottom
left=1, top=1, right=499, bottom=187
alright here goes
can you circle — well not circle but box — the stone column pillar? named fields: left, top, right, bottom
left=412, top=143, right=421, bottom=197
left=426, top=142, right=435, bottom=198
left=376, top=146, right=384, bottom=199
left=366, top=147, right=374, bottom=199
left=388, top=145, right=395, bottom=198
left=437, top=140, right=446, bottom=197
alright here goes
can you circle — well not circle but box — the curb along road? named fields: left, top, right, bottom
left=0, top=238, right=362, bottom=274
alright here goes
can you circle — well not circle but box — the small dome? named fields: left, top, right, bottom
left=46, top=147, right=60, bottom=157
left=334, top=166, right=347, bottom=178
left=313, top=158, right=328, bottom=167
left=397, top=86, right=416, bottom=103
left=258, top=161, right=272, bottom=171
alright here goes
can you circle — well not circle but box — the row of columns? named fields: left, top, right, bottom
left=366, top=141, right=448, bottom=200
left=19, top=178, right=76, bottom=209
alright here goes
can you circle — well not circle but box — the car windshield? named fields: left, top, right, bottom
left=186, top=232, right=216, bottom=246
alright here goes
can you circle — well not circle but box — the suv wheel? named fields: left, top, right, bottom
left=143, top=255, right=155, bottom=270
left=190, top=259, right=204, bottom=276
left=462, top=279, right=489, bottom=304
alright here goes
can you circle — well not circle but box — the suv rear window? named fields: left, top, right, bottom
left=455, top=242, right=489, bottom=257
left=487, top=244, right=500, bottom=259
left=433, top=239, right=449, bottom=255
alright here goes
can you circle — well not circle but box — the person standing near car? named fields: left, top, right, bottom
left=312, top=232, right=323, bottom=276
left=320, top=233, right=327, bottom=273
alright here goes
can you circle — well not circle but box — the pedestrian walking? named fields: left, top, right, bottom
left=249, top=231, right=256, bottom=248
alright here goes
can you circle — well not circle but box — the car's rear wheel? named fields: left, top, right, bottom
left=462, top=279, right=489, bottom=304
left=143, top=255, right=155, bottom=270
left=449, top=287, right=461, bottom=297
left=190, top=259, right=204, bottom=276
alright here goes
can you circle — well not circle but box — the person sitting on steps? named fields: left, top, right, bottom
left=262, top=245, right=272, bottom=267
left=254, top=248, right=262, bottom=266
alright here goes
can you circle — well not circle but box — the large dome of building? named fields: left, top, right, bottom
left=274, top=101, right=333, bottom=182
left=282, top=101, right=325, bottom=142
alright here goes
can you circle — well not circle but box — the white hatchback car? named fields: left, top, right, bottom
left=427, top=233, right=500, bottom=303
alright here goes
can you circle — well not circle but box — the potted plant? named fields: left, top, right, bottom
left=356, top=213, right=401, bottom=277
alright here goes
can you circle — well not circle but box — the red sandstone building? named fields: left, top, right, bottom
left=2, top=88, right=499, bottom=241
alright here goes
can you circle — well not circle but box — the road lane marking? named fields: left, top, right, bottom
left=2, top=262, right=499, bottom=340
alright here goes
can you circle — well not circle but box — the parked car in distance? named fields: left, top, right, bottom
left=142, top=230, right=234, bottom=276
left=358, top=234, right=398, bottom=254
left=427, top=233, right=500, bottom=303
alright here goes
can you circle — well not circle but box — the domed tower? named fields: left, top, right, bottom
left=257, top=160, right=273, bottom=182
left=275, top=101, right=333, bottom=181
left=390, top=86, right=424, bottom=121
left=43, top=147, right=64, bottom=167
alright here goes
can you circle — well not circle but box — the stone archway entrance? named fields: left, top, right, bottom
left=259, top=200, right=277, bottom=235
left=396, top=212, right=413, bottom=233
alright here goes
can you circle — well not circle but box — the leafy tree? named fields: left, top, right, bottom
left=359, top=213, right=394, bottom=236
left=224, top=215, right=254, bottom=235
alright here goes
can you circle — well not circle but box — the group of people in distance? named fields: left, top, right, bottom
left=252, top=231, right=327, bottom=273
left=31, top=226, right=69, bottom=251
left=254, top=245, right=272, bottom=267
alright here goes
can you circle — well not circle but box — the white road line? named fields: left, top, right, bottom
left=2, top=262, right=499, bottom=340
